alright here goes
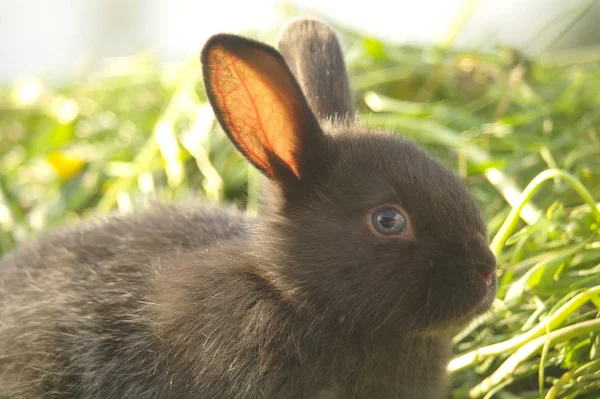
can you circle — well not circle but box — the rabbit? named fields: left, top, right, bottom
left=0, top=18, right=497, bottom=399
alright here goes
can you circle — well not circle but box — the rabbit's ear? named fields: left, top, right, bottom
left=201, top=34, right=324, bottom=187
left=278, top=19, right=355, bottom=121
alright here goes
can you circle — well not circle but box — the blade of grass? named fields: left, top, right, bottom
left=490, top=169, right=600, bottom=258
left=449, top=285, right=600, bottom=373
left=469, top=318, right=600, bottom=398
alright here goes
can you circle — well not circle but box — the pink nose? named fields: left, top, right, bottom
left=479, top=271, right=493, bottom=281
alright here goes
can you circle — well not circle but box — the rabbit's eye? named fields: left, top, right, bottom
left=371, top=208, right=407, bottom=236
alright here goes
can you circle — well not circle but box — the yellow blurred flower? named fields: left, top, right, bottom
left=47, top=151, right=85, bottom=180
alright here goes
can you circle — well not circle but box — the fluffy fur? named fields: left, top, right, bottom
left=0, top=19, right=496, bottom=398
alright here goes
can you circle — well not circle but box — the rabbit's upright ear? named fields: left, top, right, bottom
left=278, top=19, right=355, bottom=122
left=201, top=34, right=324, bottom=188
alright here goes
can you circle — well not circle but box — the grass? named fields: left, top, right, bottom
left=1, top=9, right=600, bottom=399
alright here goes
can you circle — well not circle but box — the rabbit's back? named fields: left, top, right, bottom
left=0, top=202, right=248, bottom=293
left=0, top=203, right=248, bottom=397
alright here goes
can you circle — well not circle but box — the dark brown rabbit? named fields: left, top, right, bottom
left=0, top=19, right=497, bottom=398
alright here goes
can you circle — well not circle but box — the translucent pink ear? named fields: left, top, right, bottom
left=202, top=35, right=323, bottom=183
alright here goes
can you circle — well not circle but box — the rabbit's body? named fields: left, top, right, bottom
left=0, top=204, right=247, bottom=397
left=0, top=19, right=497, bottom=398
left=0, top=201, right=448, bottom=398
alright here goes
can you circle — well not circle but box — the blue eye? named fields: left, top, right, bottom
left=371, top=208, right=406, bottom=236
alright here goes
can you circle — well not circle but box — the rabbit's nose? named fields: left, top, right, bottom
left=478, top=270, right=493, bottom=285
left=475, top=255, right=497, bottom=285
left=476, top=258, right=496, bottom=275
left=471, top=236, right=497, bottom=280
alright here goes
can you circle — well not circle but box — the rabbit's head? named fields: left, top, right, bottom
left=200, top=20, right=496, bottom=338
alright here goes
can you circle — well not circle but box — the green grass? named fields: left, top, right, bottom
left=1, top=12, right=600, bottom=399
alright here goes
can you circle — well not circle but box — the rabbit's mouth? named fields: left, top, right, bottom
left=433, top=289, right=496, bottom=333
left=423, top=270, right=497, bottom=333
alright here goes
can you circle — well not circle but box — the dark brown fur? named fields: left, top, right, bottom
left=0, top=19, right=496, bottom=398
left=278, top=19, right=355, bottom=121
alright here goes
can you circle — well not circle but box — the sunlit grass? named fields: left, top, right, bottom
left=1, top=13, right=600, bottom=399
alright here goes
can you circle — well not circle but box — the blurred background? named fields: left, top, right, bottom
left=2, top=1, right=600, bottom=398
left=1, top=0, right=600, bottom=82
